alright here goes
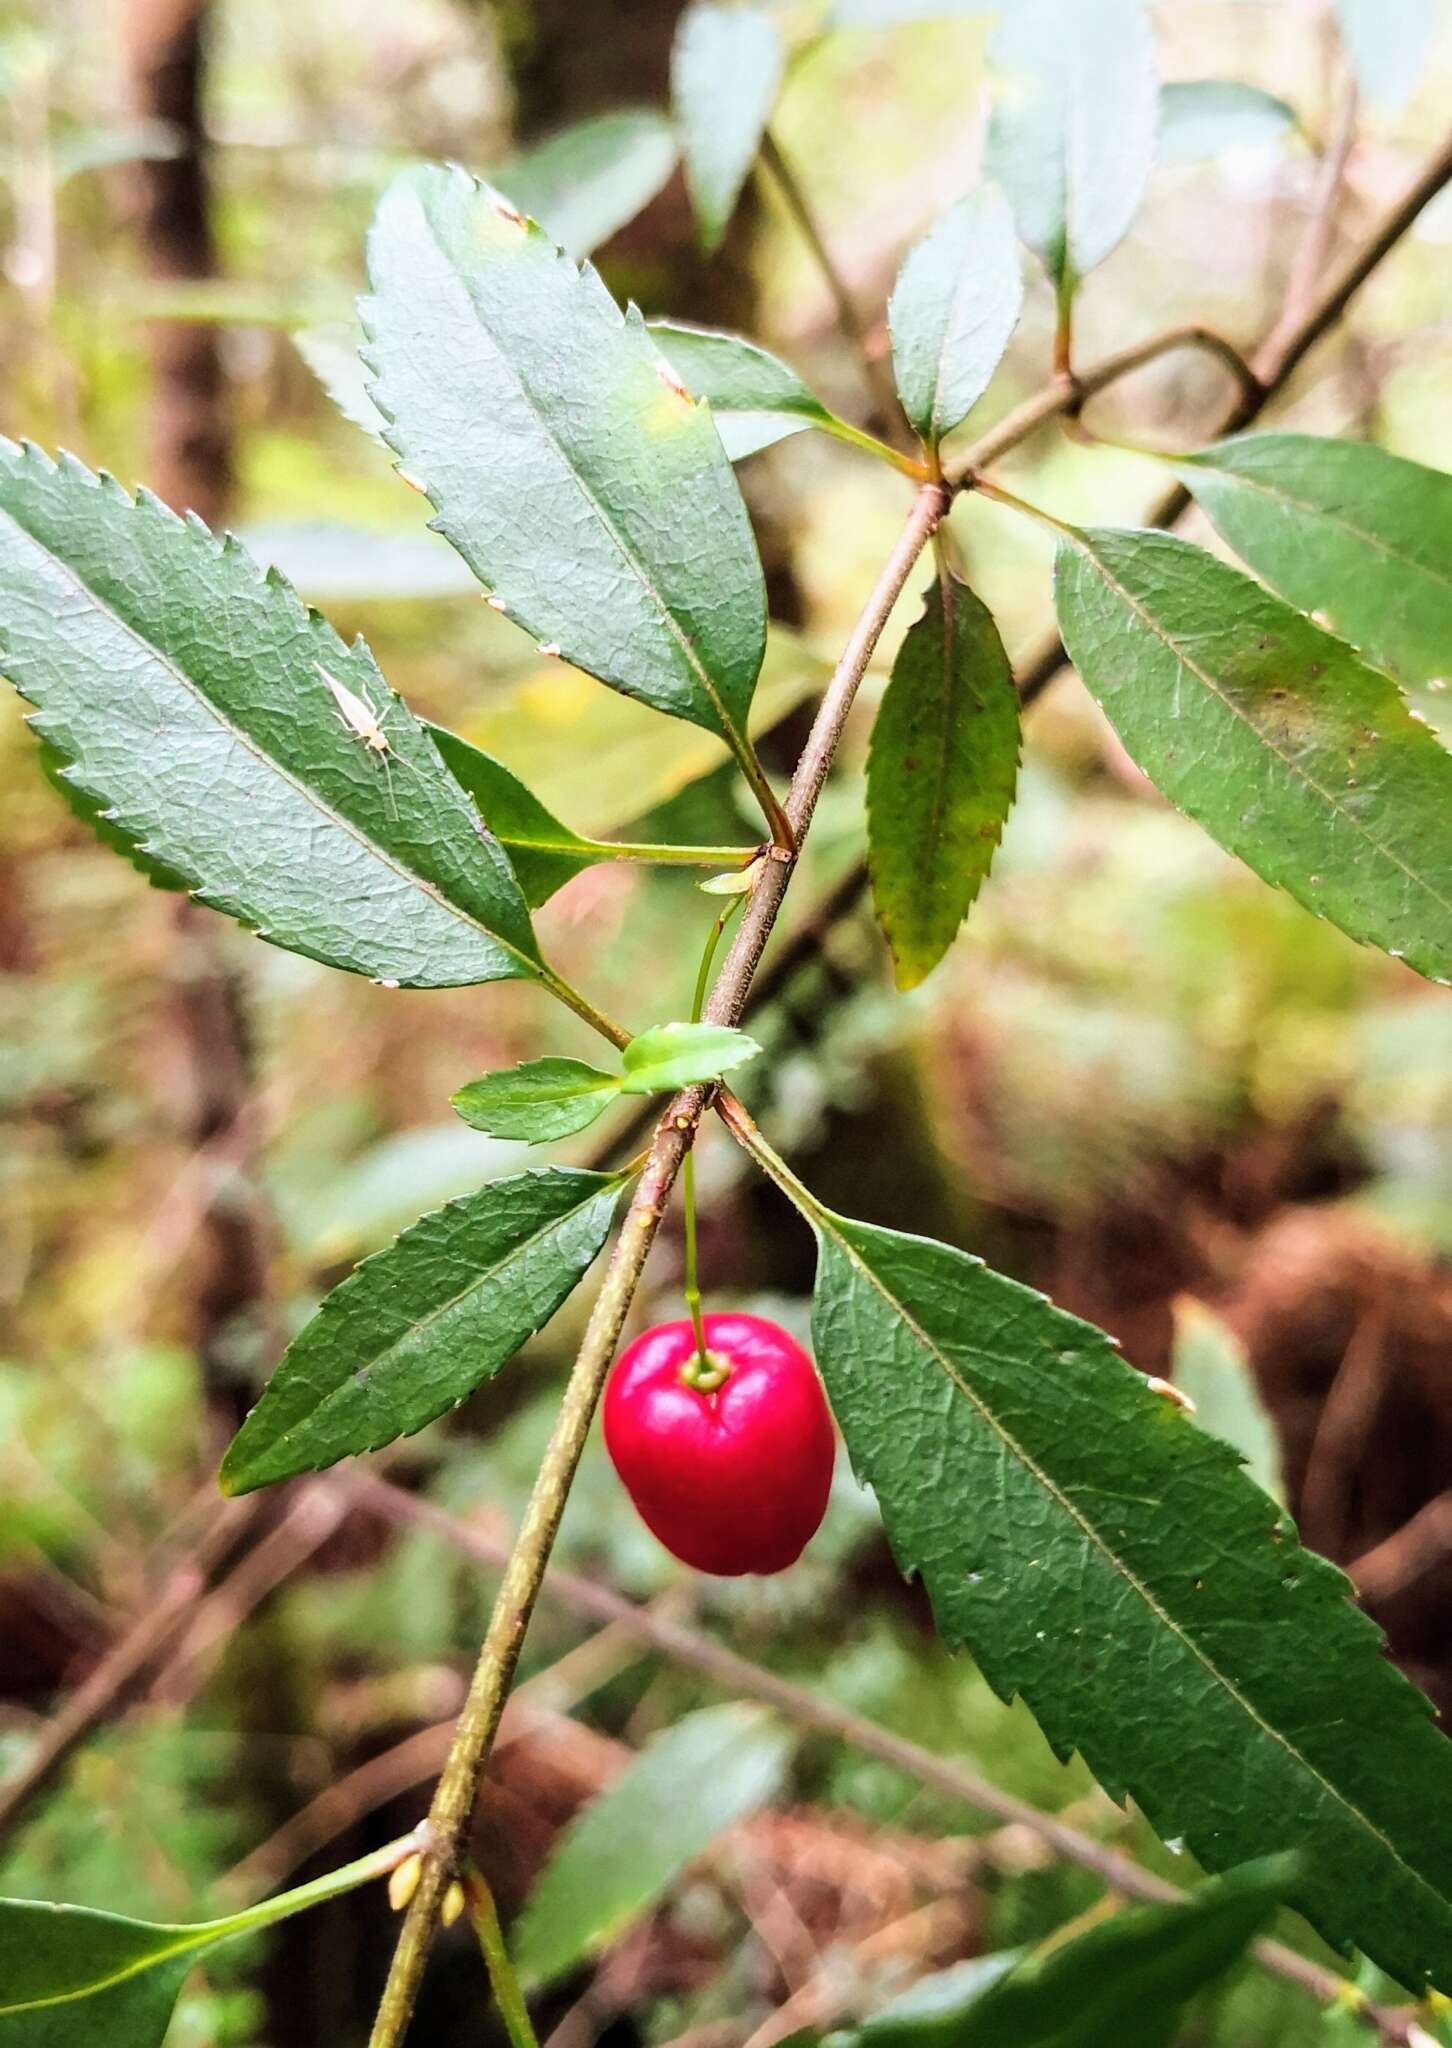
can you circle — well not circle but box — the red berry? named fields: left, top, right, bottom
left=603, top=1313, right=835, bottom=1577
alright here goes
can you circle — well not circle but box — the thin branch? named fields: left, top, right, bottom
left=1258, top=70, right=1359, bottom=375
left=758, top=130, right=905, bottom=439
left=366, top=481, right=949, bottom=2047
left=366, top=117, right=1452, bottom=2047
left=1353, top=1491, right=1452, bottom=1605
left=358, top=1475, right=1429, bottom=2047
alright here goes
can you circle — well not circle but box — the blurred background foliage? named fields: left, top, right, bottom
left=3, top=1, right=1452, bottom=2043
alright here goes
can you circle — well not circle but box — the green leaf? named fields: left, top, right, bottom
left=35, top=736, right=188, bottom=893
left=452, top=1059, right=621, bottom=1144
left=671, top=3, right=785, bottom=253
left=1334, top=0, right=1436, bottom=111
left=854, top=1954, right=1025, bottom=2047
left=1177, top=435, right=1452, bottom=692
left=363, top=164, right=768, bottom=747
left=1172, top=1296, right=1283, bottom=1504
left=514, top=1703, right=794, bottom=1984
left=219, top=1168, right=624, bottom=1493
left=800, top=1199, right=1452, bottom=1989
left=494, top=110, right=678, bottom=261
left=427, top=726, right=604, bottom=907
left=984, top=0, right=1158, bottom=288
left=649, top=321, right=834, bottom=461
left=888, top=190, right=1024, bottom=447
left=859, top=1862, right=1291, bottom=2048
left=866, top=572, right=1020, bottom=989
left=620, top=1021, right=760, bottom=1093
left=0, top=1839, right=404, bottom=2046
left=0, top=441, right=541, bottom=991
left=1157, top=81, right=1300, bottom=164
left=1054, top=527, right=1452, bottom=984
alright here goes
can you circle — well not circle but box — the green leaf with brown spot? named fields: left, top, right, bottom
left=1055, top=527, right=1452, bottom=984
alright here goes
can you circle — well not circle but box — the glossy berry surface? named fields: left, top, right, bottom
left=603, top=1313, right=835, bottom=1576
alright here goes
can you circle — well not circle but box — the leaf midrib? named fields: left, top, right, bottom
left=243, top=1178, right=617, bottom=1468
left=1075, top=537, right=1452, bottom=926
left=409, top=197, right=749, bottom=744
left=4, top=1931, right=203, bottom=2016
left=818, top=1212, right=1449, bottom=1917
left=1195, top=458, right=1452, bottom=593
left=0, top=498, right=539, bottom=977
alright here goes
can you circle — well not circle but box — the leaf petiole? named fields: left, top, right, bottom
left=462, top=1861, right=539, bottom=2048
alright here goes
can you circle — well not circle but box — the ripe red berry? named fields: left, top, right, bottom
left=603, top=1312, right=835, bottom=1576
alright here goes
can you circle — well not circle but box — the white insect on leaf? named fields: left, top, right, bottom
left=316, top=661, right=411, bottom=819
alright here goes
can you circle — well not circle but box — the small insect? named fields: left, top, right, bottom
left=316, top=662, right=411, bottom=819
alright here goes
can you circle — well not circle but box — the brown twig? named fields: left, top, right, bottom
left=758, top=130, right=905, bottom=439
left=367, top=482, right=950, bottom=2046
left=357, top=1474, right=1428, bottom=2046
left=1353, top=1492, right=1452, bottom=1605
left=0, top=1490, right=258, bottom=1843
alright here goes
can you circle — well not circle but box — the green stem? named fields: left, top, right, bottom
left=538, top=968, right=633, bottom=1053
left=682, top=896, right=745, bottom=1370
left=198, top=1831, right=423, bottom=1949
left=462, top=1862, right=539, bottom=2048
left=579, top=837, right=761, bottom=869
left=970, top=473, right=1080, bottom=543
left=820, top=412, right=931, bottom=480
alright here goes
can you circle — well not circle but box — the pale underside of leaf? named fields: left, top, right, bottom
left=0, top=440, right=539, bottom=990
left=985, top=0, right=1157, bottom=284
left=672, top=4, right=785, bottom=253
left=888, top=190, right=1024, bottom=445
left=361, top=163, right=766, bottom=743
left=220, top=1169, right=623, bottom=1491
left=808, top=1206, right=1452, bottom=1990
left=1055, top=527, right=1452, bottom=985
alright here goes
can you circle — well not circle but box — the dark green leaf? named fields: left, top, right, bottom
left=363, top=164, right=767, bottom=745
left=220, top=1169, right=624, bottom=1493
left=35, top=736, right=188, bottom=893
left=495, top=110, right=678, bottom=260
left=801, top=1199, right=1452, bottom=1989
left=1055, top=527, right=1452, bottom=984
left=620, top=1021, right=760, bottom=1093
left=427, top=726, right=604, bottom=907
left=0, top=441, right=541, bottom=990
left=452, top=1059, right=621, bottom=1143
left=671, top=4, right=785, bottom=253
left=514, top=1704, right=794, bottom=1984
left=1177, top=435, right=1452, bottom=692
left=1334, top=0, right=1435, bottom=111
left=888, top=191, right=1023, bottom=447
left=866, top=572, right=1020, bottom=988
left=648, top=321, right=834, bottom=461
left=861, top=1863, right=1290, bottom=2048
left=1158, top=81, right=1299, bottom=164
left=985, top=0, right=1158, bottom=287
